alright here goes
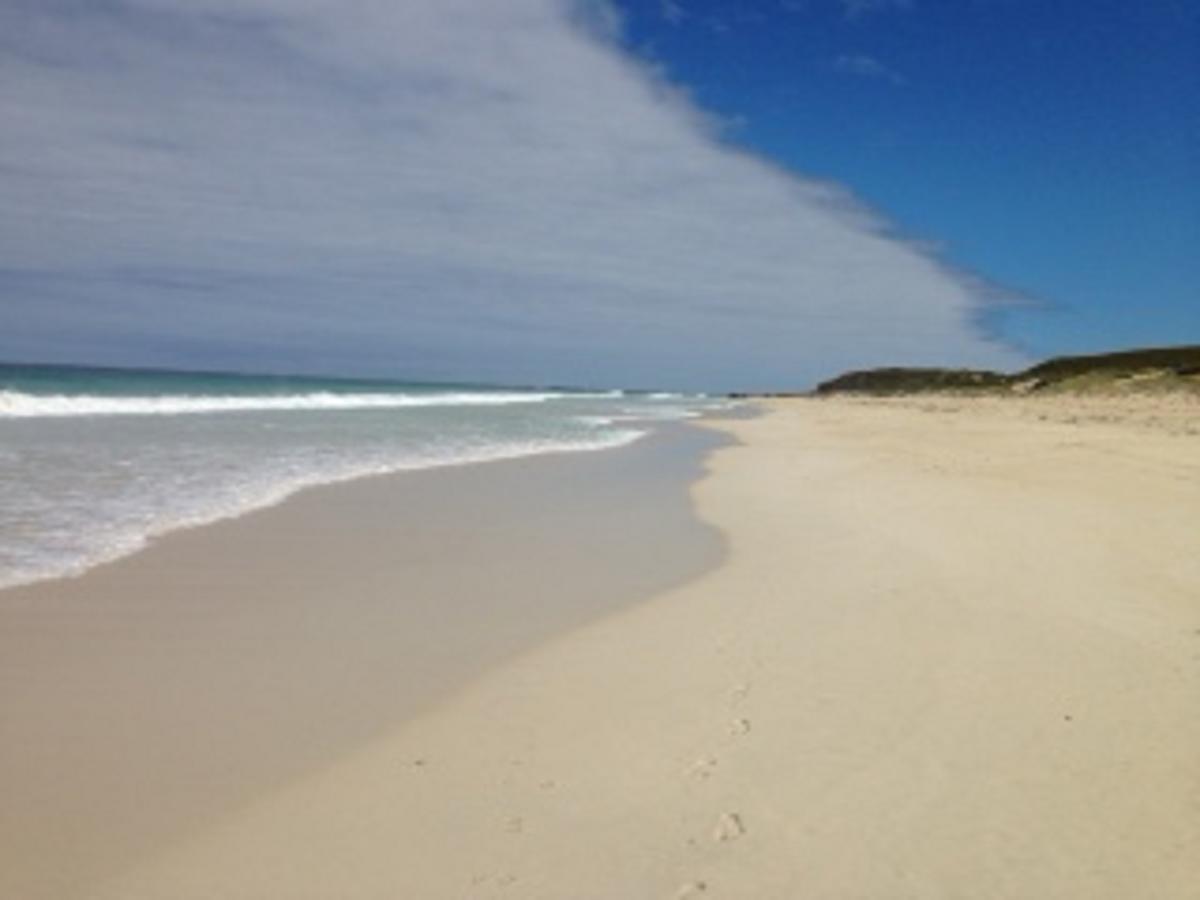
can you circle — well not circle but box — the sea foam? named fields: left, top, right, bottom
left=0, top=389, right=579, bottom=418
left=0, top=428, right=646, bottom=590
left=0, top=364, right=721, bottom=592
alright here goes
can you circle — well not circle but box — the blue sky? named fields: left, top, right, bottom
left=617, top=0, right=1199, bottom=358
left=0, top=0, right=1194, bottom=389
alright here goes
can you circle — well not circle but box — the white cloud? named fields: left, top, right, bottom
left=833, top=53, right=906, bottom=84
left=0, top=0, right=1021, bottom=389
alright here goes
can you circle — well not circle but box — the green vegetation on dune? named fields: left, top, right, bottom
left=814, top=368, right=1009, bottom=395
left=1020, top=346, right=1200, bottom=381
left=813, top=345, right=1200, bottom=396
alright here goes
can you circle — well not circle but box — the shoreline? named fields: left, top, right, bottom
left=1, top=421, right=730, bottom=899
left=6, top=394, right=1199, bottom=898
left=0, top=426, right=652, bottom=594
left=102, top=395, right=1200, bottom=898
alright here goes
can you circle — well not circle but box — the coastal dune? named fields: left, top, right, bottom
left=86, top=396, right=1200, bottom=898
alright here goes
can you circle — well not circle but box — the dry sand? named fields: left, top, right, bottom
left=9, top=396, right=1200, bottom=898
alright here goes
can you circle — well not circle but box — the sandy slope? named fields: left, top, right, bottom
left=96, top=397, right=1200, bottom=899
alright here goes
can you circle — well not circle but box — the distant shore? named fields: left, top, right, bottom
left=6, top=393, right=1200, bottom=898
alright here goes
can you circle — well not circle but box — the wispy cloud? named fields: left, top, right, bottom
left=0, top=0, right=1020, bottom=389
left=833, top=53, right=907, bottom=84
left=840, top=0, right=914, bottom=20
left=660, top=0, right=686, bottom=26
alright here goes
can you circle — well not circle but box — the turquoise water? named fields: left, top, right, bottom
left=0, top=363, right=729, bottom=589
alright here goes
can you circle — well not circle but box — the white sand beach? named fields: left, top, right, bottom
left=5, top=396, right=1199, bottom=898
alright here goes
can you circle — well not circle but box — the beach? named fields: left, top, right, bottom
left=4, top=395, right=1199, bottom=898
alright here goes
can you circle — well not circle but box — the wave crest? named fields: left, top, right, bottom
left=0, top=389, right=572, bottom=418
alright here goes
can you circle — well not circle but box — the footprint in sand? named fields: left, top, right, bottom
left=687, top=757, right=718, bottom=780
left=472, top=871, right=520, bottom=888
left=675, top=880, right=708, bottom=898
left=730, top=683, right=751, bottom=705
left=713, top=812, right=745, bottom=843
left=729, top=717, right=751, bottom=736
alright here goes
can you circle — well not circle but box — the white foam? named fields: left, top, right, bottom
left=614, top=406, right=701, bottom=422
left=0, top=428, right=646, bottom=590
left=0, top=389, right=584, bottom=418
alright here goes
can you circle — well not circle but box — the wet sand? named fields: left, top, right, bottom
left=0, top=424, right=727, bottom=899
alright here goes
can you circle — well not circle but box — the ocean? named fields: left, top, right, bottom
left=0, top=363, right=730, bottom=590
